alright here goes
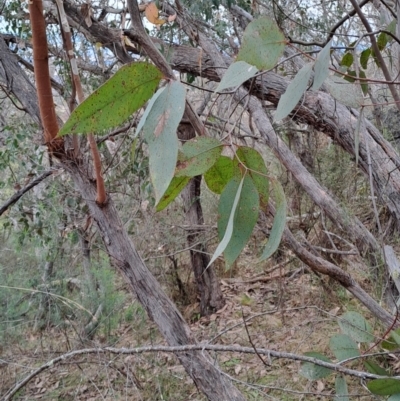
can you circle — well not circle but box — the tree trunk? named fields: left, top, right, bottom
left=178, top=124, right=225, bottom=316
left=64, top=159, right=247, bottom=401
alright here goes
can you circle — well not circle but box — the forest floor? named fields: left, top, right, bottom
left=0, top=251, right=388, bottom=401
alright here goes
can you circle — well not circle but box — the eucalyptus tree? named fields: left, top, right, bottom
left=3, top=0, right=400, bottom=399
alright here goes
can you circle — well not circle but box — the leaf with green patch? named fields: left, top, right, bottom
left=360, top=48, right=371, bottom=69
left=207, top=176, right=244, bottom=268
left=377, top=31, right=388, bottom=51
left=236, top=147, right=269, bottom=205
left=156, top=175, right=190, bottom=211
left=175, top=137, right=222, bottom=177
left=335, top=376, right=349, bottom=401
left=329, top=334, right=360, bottom=361
left=343, top=70, right=356, bottom=83
left=340, top=52, right=353, bottom=68
left=217, top=175, right=259, bottom=268
left=237, top=17, right=285, bottom=70
left=312, top=40, right=331, bottom=91
left=143, top=81, right=185, bottom=203
left=300, top=352, right=333, bottom=380
left=59, top=62, right=162, bottom=136
left=275, top=63, right=313, bottom=121
left=338, top=311, right=374, bottom=342
left=364, top=360, right=389, bottom=376
left=324, top=76, right=364, bottom=108
left=259, top=179, right=286, bottom=261
left=216, top=61, right=258, bottom=92
left=368, top=379, right=400, bottom=395
left=204, top=156, right=240, bottom=194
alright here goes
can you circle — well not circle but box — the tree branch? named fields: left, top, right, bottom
left=3, top=343, right=398, bottom=400
left=0, top=170, right=54, bottom=217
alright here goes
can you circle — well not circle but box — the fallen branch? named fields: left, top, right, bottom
left=3, top=343, right=398, bottom=400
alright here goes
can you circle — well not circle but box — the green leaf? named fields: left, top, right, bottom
left=156, top=175, right=190, bottom=211
left=136, top=86, right=165, bottom=136
left=259, top=179, right=286, bottom=261
left=359, top=70, right=368, bottom=95
left=275, top=63, right=313, bottom=121
left=207, top=176, right=244, bottom=268
left=143, top=81, right=185, bottom=203
left=175, top=137, right=222, bottom=177
left=387, top=20, right=396, bottom=35
left=324, top=76, right=364, bottom=108
left=364, top=360, right=389, bottom=376
left=335, top=376, right=349, bottom=401
left=312, top=40, right=331, bottom=91
left=216, top=61, right=258, bottom=92
left=59, top=62, right=162, bottom=136
left=360, top=48, right=371, bottom=69
left=204, top=156, right=240, bottom=194
left=237, top=17, right=285, bottom=70
left=338, top=311, right=374, bottom=343
left=236, top=147, right=269, bottom=205
left=300, top=352, right=333, bottom=380
left=340, top=52, right=353, bottom=68
left=343, top=70, right=356, bottom=83
left=391, top=329, right=400, bottom=345
left=377, top=31, right=388, bottom=51
left=217, top=175, right=259, bottom=268
left=329, top=334, right=360, bottom=361
left=367, top=379, right=400, bottom=395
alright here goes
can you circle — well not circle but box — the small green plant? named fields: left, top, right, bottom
left=300, top=311, right=400, bottom=398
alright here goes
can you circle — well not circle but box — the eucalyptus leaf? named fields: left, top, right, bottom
left=300, top=352, right=333, bottom=380
left=329, top=334, right=360, bottom=361
left=335, top=376, right=349, bottom=401
left=216, top=61, right=258, bottom=93
left=259, top=179, right=286, bottom=261
left=143, top=81, right=185, bottom=203
left=59, top=63, right=162, bottom=136
left=204, top=156, right=240, bottom=194
left=237, top=17, right=285, bottom=70
left=217, top=174, right=259, bottom=268
left=338, top=311, right=374, bottom=343
left=312, top=40, right=331, bottom=91
left=275, top=63, right=313, bottom=121
left=207, top=176, right=244, bottom=268
left=367, top=379, right=400, bottom=395
left=325, top=76, right=364, bottom=109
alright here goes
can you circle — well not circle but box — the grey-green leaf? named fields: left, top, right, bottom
left=335, top=376, right=349, bottom=401
left=259, top=179, right=286, bottom=261
left=216, top=61, right=258, bottom=93
left=312, top=40, right=331, bottom=91
left=136, top=86, right=165, bottom=136
left=217, top=174, right=260, bottom=269
left=207, top=176, right=245, bottom=268
left=143, top=81, right=185, bottom=203
left=329, top=334, right=360, bottom=361
left=237, top=17, right=285, bottom=70
left=300, top=352, right=333, bottom=380
left=324, top=76, right=364, bottom=108
left=338, top=311, right=374, bottom=343
left=275, top=63, right=313, bottom=121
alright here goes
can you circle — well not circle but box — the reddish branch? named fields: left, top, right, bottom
left=28, top=0, right=63, bottom=154
left=55, top=0, right=106, bottom=205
